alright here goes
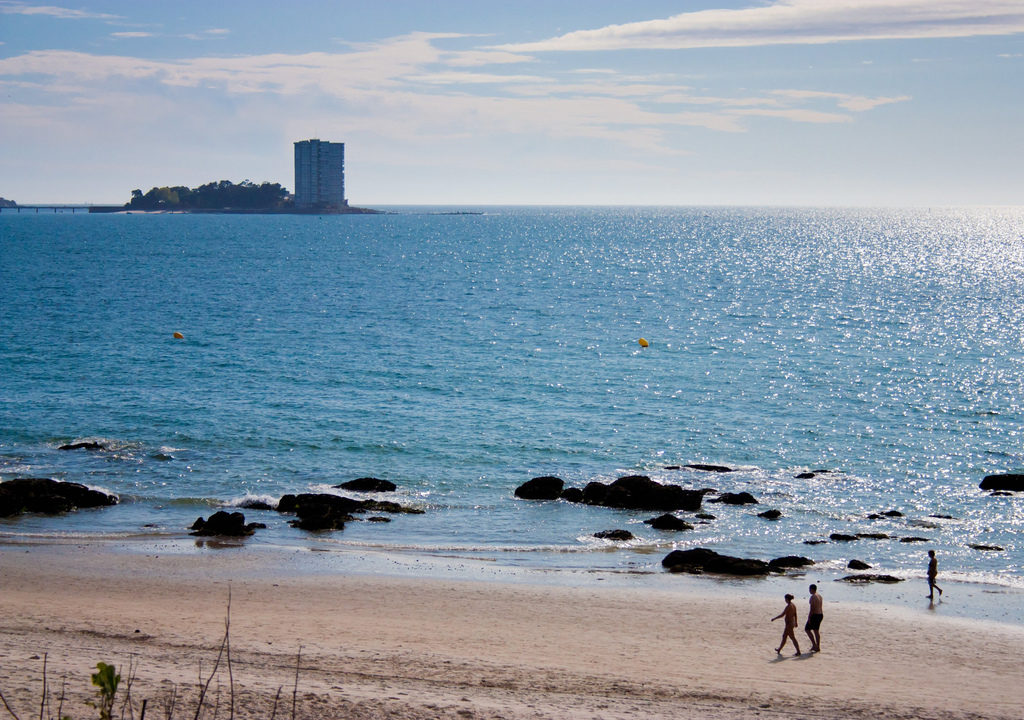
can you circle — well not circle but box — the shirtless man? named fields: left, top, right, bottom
left=771, top=593, right=801, bottom=656
left=927, top=550, right=943, bottom=600
left=805, top=584, right=823, bottom=653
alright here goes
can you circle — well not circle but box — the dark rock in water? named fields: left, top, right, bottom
left=0, top=478, right=118, bottom=517
left=367, top=516, right=391, bottom=523
left=930, top=514, right=955, bottom=520
left=336, top=477, right=397, bottom=493
left=758, top=509, right=782, bottom=520
left=560, top=487, right=584, bottom=503
left=768, top=556, right=813, bottom=572
left=803, top=539, right=828, bottom=545
left=990, top=491, right=1013, bottom=497
left=695, top=512, right=716, bottom=520
left=662, top=548, right=770, bottom=576
left=829, top=533, right=858, bottom=542
left=839, top=574, right=903, bottom=584
left=866, top=514, right=884, bottom=520
left=979, top=474, right=1024, bottom=492
left=794, top=472, right=816, bottom=479
left=881, top=510, right=904, bottom=517
left=594, top=529, right=634, bottom=541
left=238, top=499, right=274, bottom=511
left=276, top=492, right=422, bottom=531
left=663, top=465, right=682, bottom=470
left=190, top=510, right=261, bottom=537
left=514, top=476, right=564, bottom=500
left=969, top=544, right=1004, bottom=551
left=856, top=532, right=890, bottom=540
left=685, top=464, right=733, bottom=473
left=898, top=536, right=929, bottom=543
left=847, top=559, right=872, bottom=570
left=644, top=513, right=694, bottom=531
left=58, top=441, right=107, bottom=451
left=710, top=492, right=758, bottom=505
left=576, top=475, right=705, bottom=511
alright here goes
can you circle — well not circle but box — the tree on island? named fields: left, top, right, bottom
left=0, top=197, right=16, bottom=208
left=126, top=180, right=290, bottom=210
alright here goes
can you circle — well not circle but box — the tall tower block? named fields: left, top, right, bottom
left=294, top=139, right=345, bottom=209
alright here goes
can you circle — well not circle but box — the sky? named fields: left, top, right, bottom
left=1, top=0, right=1022, bottom=206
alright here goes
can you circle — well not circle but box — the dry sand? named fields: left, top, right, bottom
left=1, top=542, right=1021, bottom=720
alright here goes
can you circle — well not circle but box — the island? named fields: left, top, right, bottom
left=124, top=180, right=380, bottom=214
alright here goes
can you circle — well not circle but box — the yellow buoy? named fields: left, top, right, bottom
left=173, top=332, right=184, bottom=339
left=638, top=337, right=649, bottom=347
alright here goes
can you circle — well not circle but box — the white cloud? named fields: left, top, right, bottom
left=111, top=31, right=153, bottom=39
left=0, top=1, right=119, bottom=20
left=770, top=89, right=911, bottom=112
left=496, top=0, right=1024, bottom=52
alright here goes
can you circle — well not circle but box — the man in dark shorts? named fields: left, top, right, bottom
left=805, top=584, right=823, bottom=652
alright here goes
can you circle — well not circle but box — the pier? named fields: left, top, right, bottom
left=0, top=204, right=123, bottom=213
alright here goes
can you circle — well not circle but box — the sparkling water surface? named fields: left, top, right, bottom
left=1, top=207, right=1022, bottom=597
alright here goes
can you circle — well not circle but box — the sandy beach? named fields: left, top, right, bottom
left=1, top=542, right=1021, bottom=720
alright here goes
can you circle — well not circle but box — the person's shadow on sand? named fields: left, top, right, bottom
left=769, top=653, right=815, bottom=663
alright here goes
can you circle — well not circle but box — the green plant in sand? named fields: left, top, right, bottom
left=87, top=663, right=120, bottom=720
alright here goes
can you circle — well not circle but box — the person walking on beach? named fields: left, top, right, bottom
left=771, top=593, right=801, bottom=656
left=927, top=550, right=943, bottom=600
left=805, top=584, right=823, bottom=653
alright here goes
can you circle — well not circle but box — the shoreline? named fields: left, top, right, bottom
left=1, top=541, right=1022, bottom=720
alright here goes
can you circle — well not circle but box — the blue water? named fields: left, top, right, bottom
left=1, top=207, right=1022, bottom=594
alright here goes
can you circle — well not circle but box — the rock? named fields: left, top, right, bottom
left=574, top=475, right=705, bottom=511
left=190, top=511, right=261, bottom=537
left=276, top=493, right=422, bottom=531
left=838, top=574, right=903, bottom=584
left=881, top=510, right=904, bottom=517
left=758, top=509, right=782, bottom=520
left=803, top=539, right=828, bottom=545
left=514, top=476, right=564, bottom=500
left=662, top=548, right=770, bottom=576
left=855, top=532, right=890, bottom=540
left=685, top=464, right=733, bottom=473
left=969, top=544, right=1004, bottom=551
left=898, top=536, right=929, bottom=543
left=847, top=559, right=872, bottom=570
left=238, top=499, right=275, bottom=511
left=594, top=529, right=634, bottom=541
left=990, top=491, right=1013, bottom=497
left=58, top=441, right=106, bottom=451
left=0, top=478, right=118, bottom=517
left=794, top=472, right=816, bottom=479
left=709, top=491, right=758, bottom=505
left=768, top=556, right=813, bottom=572
left=367, top=516, right=391, bottom=523
left=979, top=474, right=1024, bottom=492
left=644, top=514, right=694, bottom=531
left=829, top=533, right=858, bottom=542
left=663, top=465, right=682, bottom=470
left=336, top=477, right=397, bottom=493
left=930, top=514, right=955, bottom=520
left=695, top=512, right=716, bottom=520
left=560, top=487, right=584, bottom=503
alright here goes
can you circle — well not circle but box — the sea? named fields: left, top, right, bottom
left=2, top=206, right=1022, bottom=620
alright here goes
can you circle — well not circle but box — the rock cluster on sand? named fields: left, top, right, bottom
left=0, top=478, right=118, bottom=516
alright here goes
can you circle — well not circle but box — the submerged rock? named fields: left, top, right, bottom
left=709, top=492, right=758, bottom=505
left=969, top=544, right=1004, bottom=551
left=847, top=559, right=872, bottom=570
left=514, top=476, right=564, bottom=500
left=58, top=441, right=107, bottom=451
left=0, top=478, right=117, bottom=517
left=336, top=477, right=397, bottom=493
left=685, top=464, right=733, bottom=473
left=838, top=574, right=903, bottom=584
left=758, top=509, right=782, bottom=520
left=644, top=513, right=694, bottom=531
left=277, top=492, right=422, bottom=532
left=829, top=533, right=858, bottom=542
left=593, top=529, right=634, bottom=541
left=662, top=548, right=770, bottom=576
left=898, top=536, right=930, bottom=543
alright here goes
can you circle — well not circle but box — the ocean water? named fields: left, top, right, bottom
left=1, top=206, right=1022, bottom=595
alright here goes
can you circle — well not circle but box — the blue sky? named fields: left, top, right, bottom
left=1, top=0, right=1022, bottom=205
